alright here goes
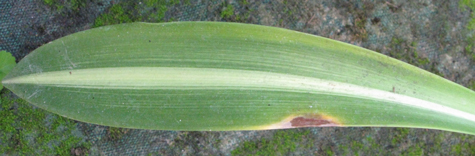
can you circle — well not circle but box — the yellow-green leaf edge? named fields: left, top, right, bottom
left=2, top=22, right=475, bottom=135
left=0, top=50, right=16, bottom=90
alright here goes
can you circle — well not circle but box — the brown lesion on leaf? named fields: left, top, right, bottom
left=256, top=114, right=342, bottom=130
left=290, top=116, right=334, bottom=127
left=289, top=114, right=341, bottom=127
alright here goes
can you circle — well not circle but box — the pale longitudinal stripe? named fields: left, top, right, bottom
left=3, top=67, right=475, bottom=123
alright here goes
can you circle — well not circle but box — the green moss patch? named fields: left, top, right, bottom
left=107, top=127, right=130, bottom=141
left=459, top=0, right=475, bottom=61
left=93, top=0, right=181, bottom=28
left=231, top=129, right=311, bottom=156
left=0, top=89, right=90, bottom=155
left=219, top=2, right=254, bottom=23
left=43, top=0, right=87, bottom=11
left=221, top=4, right=235, bottom=19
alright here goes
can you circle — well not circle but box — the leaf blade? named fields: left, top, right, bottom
left=2, top=22, right=475, bottom=134
left=0, top=50, right=16, bottom=90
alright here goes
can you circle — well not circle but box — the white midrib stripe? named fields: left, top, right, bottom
left=4, top=67, right=475, bottom=123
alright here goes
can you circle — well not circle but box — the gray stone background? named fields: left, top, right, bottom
left=1, top=0, right=475, bottom=155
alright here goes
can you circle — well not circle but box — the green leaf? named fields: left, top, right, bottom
left=0, top=50, right=16, bottom=90
left=2, top=22, right=475, bottom=134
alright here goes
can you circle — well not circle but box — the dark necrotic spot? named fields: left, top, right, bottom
left=290, top=117, right=333, bottom=127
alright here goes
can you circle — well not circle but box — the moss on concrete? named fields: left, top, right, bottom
left=460, top=0, right=475, bottom=62
left=0, top=89, right=90, bottom=155
left=231, top=129, right=311, bottom=156
left=107, top=127, right=130, bottom=141
left=221, top=4, right=235, bottom=19
left=93, top=0, right=181, bottom=28
left=43, top=0, right=87, bottom=11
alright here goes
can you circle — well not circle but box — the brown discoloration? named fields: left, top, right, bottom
left=256, top=114, right=341, bottom=130
left=290, top=117, right=333, bottom=127
left=289, top=114, right=340, bottom=128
